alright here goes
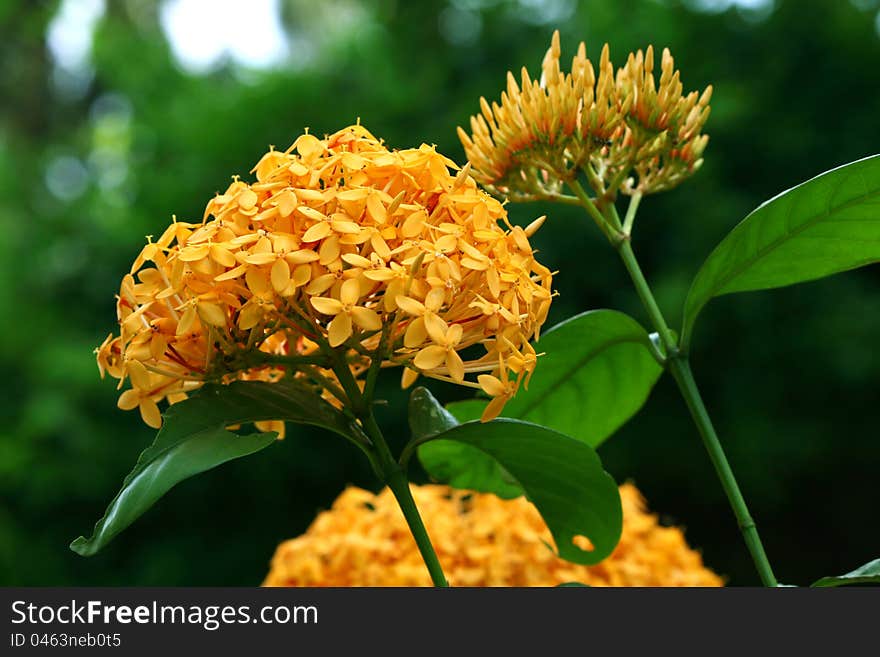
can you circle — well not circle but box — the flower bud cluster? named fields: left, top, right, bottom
left=459, top=31, right=711, bottom=200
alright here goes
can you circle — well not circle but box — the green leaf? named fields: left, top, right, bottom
left=812, top=558, right=880, bottom=587
left=447, top=310, right=663, bottom=448
left=411, top=389, right=622, bottom=565
left=412, top=388, right=522, bottom=499
left=418, top=439, right=524, bottom=499
left=557, top=582, right=591, bottom=587
left=682, top=154, right=880, bottom=347
left=71, top=379, right=357, bottom=556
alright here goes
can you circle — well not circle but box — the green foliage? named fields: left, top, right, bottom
left=71, top=380, right=356, bottom=556
left=414, top=389, right=522, bottom=499
left=447, top=310, right=663, bottom=448
left=3, top=0, right=880, bottom=586
left=683, top=155, right=880, bottom=347
left=410, top=388, right=622, bottom=565
left=812, top=559, right=880, bottom=587
left=420, top=310, right=661, bottom=507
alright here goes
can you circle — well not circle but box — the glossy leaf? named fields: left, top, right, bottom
left=448, top=310, right=662, bottom=448
left=412, top=389, right=522, bottom=498
left=71, top=379, right=357, bottom=556
left=812, top=558, right=880, bottom=587
left=411, top=389, right=622, bottom=565
left=682, top=154, right=880, bottom=347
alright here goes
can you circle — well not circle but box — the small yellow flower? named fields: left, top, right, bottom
left=99, top=124, right=553, bottom=429
left=262, top=483, right=723, bottom=587
left=310, top=278, right=383, bottom=347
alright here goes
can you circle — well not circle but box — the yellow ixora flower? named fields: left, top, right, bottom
left=263, top=483, right=724, bottom=587
left=459, top=30, right=712, bottom=201
left=97, top=124, right=554, bottom=430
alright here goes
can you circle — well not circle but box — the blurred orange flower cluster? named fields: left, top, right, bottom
left=459, top=30, right=712, bottom=201
left=263, top=483, right=723, bottom=587
left=97, top=124, right=553, bottom=429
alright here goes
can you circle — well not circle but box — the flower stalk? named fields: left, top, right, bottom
left=326, top=340, right=449, bottom=586
left=579, top=191, right=778, bottom=587
left=459, top=28, right=775, bottom=586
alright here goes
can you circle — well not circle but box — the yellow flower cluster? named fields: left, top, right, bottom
left=263, top=484, right=723, bottom=587
left=458, top=30, right=712, bottom=200
left=97, top=124, right=553, bottom=429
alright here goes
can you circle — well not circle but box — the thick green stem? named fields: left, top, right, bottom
left=360, top=414, right=449, bottom=588
left=615, top=238, right=778, bottom=587
left=617, top=242, right=677, bottom=350
left=385, top=466, right=449, bottom=587
left=569, top=180, right=619, bottom=241
left=328, top=352, right=449, bottom=587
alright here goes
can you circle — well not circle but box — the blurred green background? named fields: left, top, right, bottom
left=1, top=0, right=878, bottom=586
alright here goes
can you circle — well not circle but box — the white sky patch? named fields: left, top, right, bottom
left=686, top=0, right=773, bottom=12
left=46, top=0, right=106, bottom=72
left=159, top=0, right=290, bottom=73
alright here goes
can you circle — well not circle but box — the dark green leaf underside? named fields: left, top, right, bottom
left=812, top=558, right=880, bottom=587
left=71, top=379, right=356, bottom=556
left=411, top=388, right=622, bottom=565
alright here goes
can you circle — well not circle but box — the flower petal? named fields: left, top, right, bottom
left=126, top=359, right=152, bottom=390
left=395, top=295, right=426, bottom=316
left=401, top=367, right=419, bottom=389
left=197, top=301, right=227, bottom=328
left=340, top=278, right=361, bottom=306
left=351, top=306, right=382, bottom=331
left=238, top=301, right=264, bottom=330
left=478, top=374, right=507, bottom=398
left=327, top=312, right=352, bottom=347
left=424, top=313, right=448, bottom=345
left=342, top=253, right=372, bottom=269
left=446, top=349, right=465, bottom=383
left=310, top=297, right=344, bottom=315
left=117, top=389, right=141, bottom=411
left=214, top=263, right=248, bottom=282
left=270, top=258, right=291, bottom=293
left=291, top=263, right=312, bottom=287
left=480, top=394, right=508, bottom=422
left=305, top=273, right=336, bottom=295
left=302, top=221, right=332, bottom=243
left=413, top=345, right=447, bottom=370
left=140, top=398, right=163, bottom=429
left=286, top=249, right=320, bottom=265
left=425, top=287, right=446, bottom=312
left=404, top=316, right=427, bottom=348
left=245, top=252, right=278, bottom=266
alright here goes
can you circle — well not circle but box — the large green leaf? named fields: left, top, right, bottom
left=812, top=558, right=880, bottom=587
left=411, top=388, right=622, bottom=565
left=445, top=310, right=663, bottom=448
left=71, top=379, right=357, bottom=556
left=682, top=154, right=880, bottom=348
left=412, top=389, right=522, bottom=498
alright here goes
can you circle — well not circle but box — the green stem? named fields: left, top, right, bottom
left=329, top=352, right=449, bottom=587
left=360, top=414, right=449, bottom=588
left=615, top=238, right=778, bottom=587
left=569, top=180, right=619, bottom=242
left=617, top=241, right=677, bottom=349
left=667, top=358, right=778, bottom=587
left=386, top=467, right=449, bottom=586
left=622, top=192, right=642, bottom=235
